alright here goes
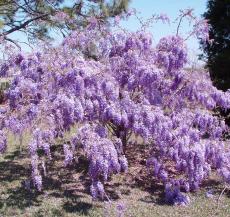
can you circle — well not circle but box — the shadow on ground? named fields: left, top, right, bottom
left=0, top=147, right=95, bottom=215
left=1, top=142, right=228, bottom=216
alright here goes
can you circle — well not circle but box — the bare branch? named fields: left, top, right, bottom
left=23, top=0, right=43, bottom=14
left=0, top=14, right=49, bottom=37
left=4, top=37, right=21, bottom=50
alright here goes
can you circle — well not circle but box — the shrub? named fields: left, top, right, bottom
left=0, top=10, right=229, bottom=205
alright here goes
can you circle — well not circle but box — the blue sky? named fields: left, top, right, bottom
left=9, top=0, right=208, bottom=60
left=120, top=0, right=207, bottom=61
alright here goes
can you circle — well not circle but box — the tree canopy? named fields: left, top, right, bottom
left=0, top=0, right=130, bottom=47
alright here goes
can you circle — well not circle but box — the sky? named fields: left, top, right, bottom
left=120, top=0, right=208, bottom=62
left=9, top=0, right=208, bottom=61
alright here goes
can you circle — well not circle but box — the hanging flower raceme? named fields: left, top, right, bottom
left=0, top=130, right=7, bottom=153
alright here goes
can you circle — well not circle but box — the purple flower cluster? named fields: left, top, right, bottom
left=63, top=144, right=74, bottom=166
left=77, top=124, right=126, bottom=183
left=90, top=181, right=105, bottom=200
left=0, top=131, right=7, bottom=153
left=27, top=128, right=54, bottom=190
left=0, top=14, right=229, bottom=203
left=165, top=183, right=190, bottom=206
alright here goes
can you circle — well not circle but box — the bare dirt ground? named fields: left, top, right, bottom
left=0, top=137, right=230, bottom=217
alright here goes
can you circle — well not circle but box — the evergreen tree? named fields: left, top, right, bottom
left=200, top=0, right=230, bottom=91
left=200, top=0, right=230, bottom=126
left=0, top=0, right=130, bottom=46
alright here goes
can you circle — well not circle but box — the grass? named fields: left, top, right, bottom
left=0, top=135, right=230, bottom=217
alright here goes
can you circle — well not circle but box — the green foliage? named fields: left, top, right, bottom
left=0, top=0, right=130, bottom=45
left=200, top=0, right=230, bottom=91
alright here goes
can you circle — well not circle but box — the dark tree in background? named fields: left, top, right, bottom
left=200, top=0, right=230, bottom=126
left=200, top=0, right=230, bottom=91
left=0, top=0, right=130, bottom=47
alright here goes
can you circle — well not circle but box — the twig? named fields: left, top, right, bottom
left=176, top=15, right=184, bottom=36
left=217, top=185, right=228, bottom=208
left=4, top=37, right=21, bottom=50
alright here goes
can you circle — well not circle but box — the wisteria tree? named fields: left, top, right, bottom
left=0, top=9, right=229, bottom=206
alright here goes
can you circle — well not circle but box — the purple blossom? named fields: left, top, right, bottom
left=63, top=144, right=74, bottom=166
left=33, top=174, right=42, bottom=191
left=119, top=155, right=128, bottom=173
left=0, top=12, right=229, bottom=204
left=205, top=190, right=214, bottom=198
left=90, top=181, right=105, bottom=200
left=165, top=183, right=190, bottom=206
left=95, top=125, right=108, bottom=138
left=0, top=131, right=7, bottom=153
left=29, top=140, right=38, bottom=156
left=116, top=202, right=126, bottom=217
